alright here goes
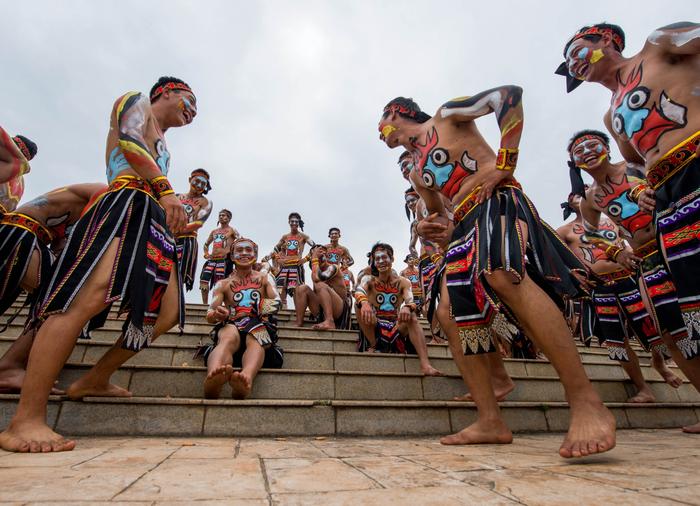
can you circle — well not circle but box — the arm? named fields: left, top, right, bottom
left=399, top=278, right=416, bottom=322
left=202, top=230, right=214, bottom=258
left=0, top=127, right=29, bottom=184
left=260, top=273, right=282, bottom=316
left=342, top=246, right=355, bottom=267
left=205, top=281, right=230, bottom=324
left=648, top=22, right=700, bottom=55
left=183, top=198, right=213, bottom=233
left=408, top=220, right=419, bottom=257
left=354, top=275, right=375, bottom=327
left=580, top=199, right=638, bottom=269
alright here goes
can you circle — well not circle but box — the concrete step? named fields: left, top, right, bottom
left=1, top=394, right=698, bottom=437
left=53, top=362, right=700, bottom=404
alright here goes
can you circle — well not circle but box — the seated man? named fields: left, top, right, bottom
left=0, top=129, right=37, bottom=217
left=200, top=209, right=239, bottom=304
left=199, top=238, right=283, bottom=399
left=354, top=242, right=442, bottom=376
left=292, top=245, right=351, bottom=329
left=0, top=183, right=107, bottom=392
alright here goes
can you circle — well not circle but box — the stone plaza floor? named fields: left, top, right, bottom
left=0, top=429, right=698, bottom=505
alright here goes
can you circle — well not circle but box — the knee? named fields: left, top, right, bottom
left=219, top=331, right=241, bottom=350
left=435, top=302, right=450, bottom=328
left=296, top=285, right=311, bottom=297
left=483, top=270, right=516, bottom=296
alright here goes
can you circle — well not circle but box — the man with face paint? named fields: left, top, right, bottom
left=566, top=129, right=700, bottom=408
left=557, top=25, right=700, bottom=429
left=556, top=189, right=683, bottom=402
left=176, top=169, right=213, bottom=292
left=200, top=209, right=239, bottom=304
left=400, top=254, right=423, bottom=316
left=0, top=128, right=38, bottom=218
left=378, top=92, right=614, bottom=458
left=199, top=237, right=282, bottom=399
left=268, top=212, right=315, bottom=309
left=0, top=76, right=196, bottom=453
left=354, top=243, right=442, bottom=376
left=324, top=227, right=354, bottom=268
left=299, top=245, right=351, bottom=330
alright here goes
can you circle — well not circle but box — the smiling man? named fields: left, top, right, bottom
left=200, top=209, right=239, bottom=304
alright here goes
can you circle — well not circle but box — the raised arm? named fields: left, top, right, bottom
left=342, top=246, right=355, bottom=267
left=0, top=127, right=29, bottom=184
left=648, top=22, right=700, bottom=55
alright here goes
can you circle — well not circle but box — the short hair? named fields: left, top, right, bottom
left=369, top=242, right=394, bottom=276
left=190, top=168, right=211, bottom=193
left=567, top=129, right=611, bottom=155
left=149, top=76, right=193, bottom=103
left=382, top=97, right=431, bottom=123
left=564, top=23, right=625, bottom=56
left=288, top=212, right=304, bottom=230
left=219, top=209, right=232, bottom=218
left=328, top=227, right=340, bottom=236
left=12, top=135, right=37, bottom=161
left=399, top=151, right=412, bottom=162
left=232, top=237, right=258, bottom=257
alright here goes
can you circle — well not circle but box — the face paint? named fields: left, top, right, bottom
left=380, top=124, right=398, bottom=141
left=178, top=96, right=197, bottom=124
left=233, top=241, right=256, bottom=266
left=571, top=137, right=608, bottom=169
left=565, top=42, right=604, bottom=80
left=374, top=251, right=391, bottom=271
left=190, top=175, right=208, bottom=192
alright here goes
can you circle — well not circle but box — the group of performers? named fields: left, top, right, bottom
left=0, top=21, right=697, bottom=460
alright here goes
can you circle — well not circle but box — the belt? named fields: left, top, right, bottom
left=598, top=268, right=633, bottom=284
left=633, top=239, right=658, bottom=259
left=453, top=180, right=522, bottom=225
left=647, top=131, right=700, bottom=190
left=1, top=212, right=53, bottom=246
left=177, top=233, right=198, bottom=239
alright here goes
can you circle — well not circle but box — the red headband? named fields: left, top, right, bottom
left=568, top=26, right=624, bottom=53
left=150, top=81, right=194, bottom=101
left=12, top=136, right=31, bottom=160
left=383, top=103, right=417, bottom=118
left=232, top=237, right=259, bottom=256
left=571, top=134, right=607, bottom=151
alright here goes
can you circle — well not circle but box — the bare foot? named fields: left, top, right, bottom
left=652, top=357, right=683, bottom=389
left=313, top=320, right=336, bottom=330
left=421, top=364, right=444, bottom=377
left=0, top=420, right=76, bottom=453
left=229, top=371, right=253, bottom=399
left=0, top=369, right=64, bottom=395
left=454, top=380, right=515, bottom=402
left=559, top=401, right=616, bottom=458
left=429, top=336, right=447, bottom=344
left=682, top=421, right=700, bottom=433
left=440, top=418, right=513, bottom=445
left=627, top=387, right=656, bottom=404
left=66, top=378, right=132, bottom=400
left=204, top=364, right=233, bottom=399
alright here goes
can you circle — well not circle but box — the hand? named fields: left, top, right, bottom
left=360, top=302, right=374, bottom=325
left=207, top=305, right=230, bottom=323
left=417, top=213, right=453, bottom=249
left=203, top=251, right=210, bottom=260
left=476, top=167, right=511, bottom=204
left=616, top=249, right=642, bottom=271
left=638, top=188, right=656, bottom=214
left=399, top=305, right=411, bottom=323
left=409, top=245, right=418, bottom=257
left=159, top=193, right=187, bottom=235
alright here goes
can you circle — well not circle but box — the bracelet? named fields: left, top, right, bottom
left=604, top=244, right=623, bottom=262
left=628, top=183, right=648, bottom=203
left=149, top=175, right=175, bottom=199
left=354, top=294, right=369, bottom=305
left=495, top=147, right=519, bottom=171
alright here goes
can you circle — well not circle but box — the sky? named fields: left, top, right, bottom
left=1, top=0, right=694, bottom=302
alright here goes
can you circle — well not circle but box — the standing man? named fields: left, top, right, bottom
left=200, top=209, right=238, bottom=304
left=325, top=227, right=354, bottom=267
left=0, top=76, right=196, bottom=453
left=269, top=212, right=314, bottom=309
left=378, top=90, right=615, bottom=458
left=176, top=168, right=213, bottom=292
left=400, top=254, right=423, bottom=316
left=0, top=128, right=37, bottom=216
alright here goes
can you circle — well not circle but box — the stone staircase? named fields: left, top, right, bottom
left=1, top=300, right=699, bottom=437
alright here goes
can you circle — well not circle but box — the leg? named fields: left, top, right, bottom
left=454, top=352, right=515, bottom=402
left=437, top=277, right=512, bottom=445
left=292, top=285, right=319, bottom=327
left=358, top=314, right=378, bottom=351
left=203, top=325, right=240, bottom=399
left=651, top=349, right=683, bottom=388
left=402, top=316, right=442, bottom=376
left=200, top=283, right=209, bottom=304
left=619, top=342, right=655, bottom=403
left=0, top=240, right=121, bottom=453
left=312, top=283, right=337, bottom=330
left=66, top=266, right=180, bottom=400
left=229, top=336, right=265, bottom=399
left=18, top=247, right=41, bottom=292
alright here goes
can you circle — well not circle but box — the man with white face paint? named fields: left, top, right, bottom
left=565, top=129, right=700, bottom=410
left=176, top=169, right=213, bottom=292
left=198, top=237, right=282, bottom=400
left=200, top=209, right=239, bottom=304
left=324, top=227, right=354, bottom=268
left=354, top=242, right=442, bottom=376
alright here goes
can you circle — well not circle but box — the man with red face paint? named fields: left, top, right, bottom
left=0, top=76, right=196, bottom=453
left=566, top=129, right=700, bottom=408
left=0, top=128, right=37, bottom=218
left=377, top=91, right=615, bottom=458
left=557, top=24, right=700, bottom=433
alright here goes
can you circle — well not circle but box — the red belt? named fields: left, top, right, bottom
left=647, top=131, right=700, bottom=190
left=633, top=239, right=658, bottom=260
left=1, top=212, right=53, bottom=245
left=453, top=180, right=522, bottom=225
left=598, top=268, right=633, bottom=284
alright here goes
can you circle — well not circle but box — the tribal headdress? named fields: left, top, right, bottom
left=150, top=79, right=194, bottom=102
left=567, top=130, right=609, bottom=198
left=12, top=135, right=36, bottom=161
left=555, top=24, right=626, bottom=93
left=190, top=168, right=212, bottom=194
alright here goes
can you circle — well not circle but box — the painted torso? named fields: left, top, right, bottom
left=0, top=176, right=24, bottom=214
left=325, top=245, right=345, bottom=265
left=105, top=92, right=170, bottom=184
left=608, top=49, right=700, bottom=164
left=210, top=226, right=235, bottom=259
left=367, top=277, right=403, bottom=321
left=559, top=218, right=621, bottom=275
left=227, top=275, right=264, bottom=319
left=281, top=234, right=304, bottom=264
left=401, top=267, right=421, bottom=294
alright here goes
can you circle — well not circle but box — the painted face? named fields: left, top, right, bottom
left=190, top=175, right=208, bottom=193
left=565, top=40, right=605, bottom=80
left=399, top=157, right=413, bottom=179
left=405, top=194, right=419, bottom=211
left=233, top=241, right=257, bottom=266
left=289, top=218, right=300, bottom=228
left=376, top=291, right=398, bottom=312
left=177, top=94, right=197, bottom=125
left=329, top=230, right=340, bottom=241
left=374, top=250, right=392, bottom=272
left=611, top=65, right=687, bottom=156
left=570, top=137, right=608, bottom=169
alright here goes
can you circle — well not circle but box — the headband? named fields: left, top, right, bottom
left=12, top=136, right=31, bottom=160
left=383, top=103, right=417, bottom=118
left=150, top=81, right=194, bottom=101
left=232, top=237, right=258, bottom=256
left=190, top=169, right=212, bottom=192
left=570, top=134, right=608, bottom=153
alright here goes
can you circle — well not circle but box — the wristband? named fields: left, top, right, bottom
left=149, top=175, right=175, bottom=199
left=404, top=303, right=417, bottom=313
left=604, top=244, right=623, bottom=262
left=495, top=148, right=519, bottom=171
left=628, top=183, right=648, bottom=203
left=355, top=294, right=369, bottom=305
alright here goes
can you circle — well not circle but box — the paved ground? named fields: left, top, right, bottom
left=0, top=429, right=698, bottom=505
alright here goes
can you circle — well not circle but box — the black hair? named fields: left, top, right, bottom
left=382, top=97, right=431, bottom=123
left=149, top=76, right=191, bottom=103
left=218, top=209, right=232, bottom=224
left=288, top=212, right=304, bottom=230
left=564, top=23, right=626, bottom=56
left=369, top=242, right=394, bottom=276
left=328, top=227, right=340, bottom=236
left=13, top=135, right=38, bottom=160
left=190, top=168, right=211, bottom=194
left=399, top=151, right=412, bottom=162
left=567, top=129, right=611, bottom=157
left=405, top=187, right=418, bottom=221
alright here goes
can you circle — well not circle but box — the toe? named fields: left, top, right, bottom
left=40, top=441, right=52, bottom=452
left=29, top=440, right=41, bottom=453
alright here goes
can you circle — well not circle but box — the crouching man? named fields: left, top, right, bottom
left=354, top=242, right=442, bottom=376
left=199, top=237, right=283, bottom=399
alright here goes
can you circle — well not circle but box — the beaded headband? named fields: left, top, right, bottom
left=150, top=81, right=194, bottom=101
left=12, top=136, right=31, bottom=160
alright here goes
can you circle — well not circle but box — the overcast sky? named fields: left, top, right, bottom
left=1, top=1, right=694, bottom=302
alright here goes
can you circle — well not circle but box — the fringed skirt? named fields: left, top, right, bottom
left=176, top=235, right=198, bottom=292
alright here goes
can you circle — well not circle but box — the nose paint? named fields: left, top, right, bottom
left=381, top=125, right=398, bottom=139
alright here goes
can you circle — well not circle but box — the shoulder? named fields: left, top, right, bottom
left=112, top=92, right=149, bottom=118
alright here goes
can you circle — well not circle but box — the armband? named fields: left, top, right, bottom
left=604, top=244, right=623, bottom=262
left=354, top=293, right=369, bottom=305
left=149, top=175, right=175, bottom=199
left=260, top=298, right=281, bottom=316
left=628, top=184, right=648, bottom=203
left=495, top=148, right=519, bottom=171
